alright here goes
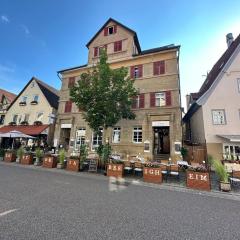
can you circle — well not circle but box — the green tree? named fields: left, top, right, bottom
left=70, top=51, right=138, bottom=139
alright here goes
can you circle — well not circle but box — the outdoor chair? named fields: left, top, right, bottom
left=169, top=164, right=180, bottom=181
left=134, top=162, right=143, bottom=177
left=124, top=161, right=133, bottom=175
left=230, top=170, right=240, bottom=189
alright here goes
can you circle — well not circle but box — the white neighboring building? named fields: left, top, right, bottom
left=184, top=33, right=240, bottom=161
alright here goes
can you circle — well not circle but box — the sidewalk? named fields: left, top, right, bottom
left=1, top=161, right=240, bottom=202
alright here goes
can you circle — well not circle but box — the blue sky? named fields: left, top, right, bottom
left=0, top=0, right=240, bottom=109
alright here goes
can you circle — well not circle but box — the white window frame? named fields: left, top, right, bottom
left=223, top=143, right=240, bottom=160
left=112, top=127, right=121, bottom=143
left=33, top=94, right=39, bottom=102
left=12, top=114, right=18, bottom=123
left=155, top=92, right=166, bottom=107
left=21, top=96, right=27, bottom=103
left=36, top=112, right=44, bottom=122
left=91, top=128, right=103, bottom=151
left=212, top=109, right=226, bottom=125
left=75, top=128, right=86, bottom=152
left=132, top=127, right=142, bottom=143
left=237, top=78, right=240, bottom=93
left=134, top=67, right=139, bottom=78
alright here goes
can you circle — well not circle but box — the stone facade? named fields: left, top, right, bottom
left=55, top=18, right=182, bottom=161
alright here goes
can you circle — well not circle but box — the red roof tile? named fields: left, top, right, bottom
left=0, top=89, right=16, bottom=103
left=0, top=124, right=49, bottom=135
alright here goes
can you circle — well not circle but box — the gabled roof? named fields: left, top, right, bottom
left=197, top=33, right=240, bottom=100
left=8, top=77, right=59, bottom=110
left=86, top=18, right=141, bottom=53
left=0, top=89, right=16, bottom=103
left=183, top=33, right=240, bottom=122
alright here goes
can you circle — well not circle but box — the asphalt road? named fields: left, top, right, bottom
left=0, top=163, right=240, bottom=240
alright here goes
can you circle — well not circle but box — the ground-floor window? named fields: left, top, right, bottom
left=223, top=143, right=240, bottom=160
left=133, top=127, right=142, bottom=143
left=112, top=127, right=121, bottom=143
left=75, top=128, right=86, bottom=152
left=92, top=128, right=103, bottom=150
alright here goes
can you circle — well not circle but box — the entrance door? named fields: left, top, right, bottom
left=153, top=127, right=170, bottom=154
left=60, top=128, right=71, bottom=149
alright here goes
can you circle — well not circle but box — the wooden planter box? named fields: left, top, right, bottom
left=21, top=154, right=33, bottom=165
left=42, top=155, right=57, bottom=168
left=66, top=159, right=80, bottom=172
left=107, top=164, right=123, bottom=178
left=143, top=167, right=162, bottom=184
left=186, top=171, right=211, bottom=191
left=4, top=152, right=16, bottom=162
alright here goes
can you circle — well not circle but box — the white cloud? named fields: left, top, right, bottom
left=1, top=15, right=9, bottom=23
left=20, top=24, right=30, bottom=35
left=0, top=64, right=15, bottom=73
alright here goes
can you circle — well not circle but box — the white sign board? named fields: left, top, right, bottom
left=61, top=123, right=72, bottom=129
left=152, top=121, right=170, bottom=127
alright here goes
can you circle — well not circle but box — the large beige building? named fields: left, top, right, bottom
left=55, top=18, right=182, bottom=161
left=0, top=77, right=59, bottom=146
left=184, top=33, right=240, bottom=161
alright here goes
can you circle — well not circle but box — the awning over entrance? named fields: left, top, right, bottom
left=0, top=124, right=49, bottom=136
left=217, top=135, right=240, bottom=142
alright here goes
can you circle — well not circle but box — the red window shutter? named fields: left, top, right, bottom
left=139, top=94, right=145, bottom=108
left=166, top=91, right=171, bottom=106
left=130, top=66, right=135, bottom=79
left=65, top=101, right=72, bottom=113
left=153, top=62, right=159, bottom=75
left=68, top=77, right=75, bottom=88
left=150, top=92, right=156, bottom=107
left=160, top=61, right=165, bottom=74
left=131, top=96, right=137, bottom=109
left=114, top=42, right=117, bottom=52
left=138, top=65, right=143, bottom=78
left=118, top=40, right=122, bottom=51
left=94, top=47, right=98, bottom=57
left=104, top=27, right=108, bottom=36
left=113, top=25, right=117, bottom=33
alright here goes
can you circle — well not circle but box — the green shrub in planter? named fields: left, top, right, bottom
left=34, top=148, right=43, bottom=166
left=213, top=159, right=231, bottom=192
left=16, top=147, right=25, bottom=163
left=57, top=149, right=66, bottom=169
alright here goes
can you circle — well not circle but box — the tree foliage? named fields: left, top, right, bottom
left=70, top=51, right=138, bottom=133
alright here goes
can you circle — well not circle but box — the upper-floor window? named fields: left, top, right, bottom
left=132, top=94, right=145, bottom=109
left=36, top=112, right=44, bottom=121
left=64, top=101, right=72, bottom=113
left=94, top=45, right=107, bottom=57
left=133, top=127, right=142, bottom=143
left=33, top=94, right=39, bottom=102
left=68, top=77, right=75, bottom=88
left=153, top=61, right=165, bottom=75
left=104, top=25, right=117, bottom=36
left=237, top=78, right=240, bottom=92
left=114, top=40, right=122, bottom=52
left=112, top=127, right=121, bottom=143
left=130, top=65, right=143, bottom=79
left=12, top=114, right=18, bottom=123
left=21, top=96, right=27, bottom=103
left=212, top=109, right=226, bottom=125
left=150, top=91, right=171, bottom=107
left=92, top=128, right=103, bottom=150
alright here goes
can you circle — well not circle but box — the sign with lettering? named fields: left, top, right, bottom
left=66, top=159, right=79, bottom=172
left=21, top=154, right=33, bottom=165
left=186, top=171, right=211, bottom=191
left=42, top=156, right=57, bottom=168
left=4, top=152, right=16, bottom=162
left=88, top=159, right=97, bottom=172
left=143, top=167, right=162, bottom=184
left=107, top=164, right=123, bottom=178
left=152, top=121, right=169, bottom=127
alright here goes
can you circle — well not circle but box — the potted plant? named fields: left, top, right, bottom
left=79, top=144, right=87, bottom=171
left=4, top=149, right=16, bottom=162
left=97, top=144, right=111, bottom=175
left=66, top=155, right=80, bottom=172
left=180, top=147, right=188, bottom=161
left=0, top=148, right=5, bottom=161
left=16, top=147, right=25, bottom=163
left=57, top=149, right=65, bottom=169
left=143, top=162, right=162, bottom=184
left=213, top=159, right=231, bottom=192
left=42, top=153, right=57, bottom=168
left=186, top=164, right=211, bottom=191
left=21, top=151, right=33, bottom=165
left=34, top=148, right=43, bottom=166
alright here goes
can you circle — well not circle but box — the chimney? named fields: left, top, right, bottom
left=226, top=33, right=234, bottom=47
